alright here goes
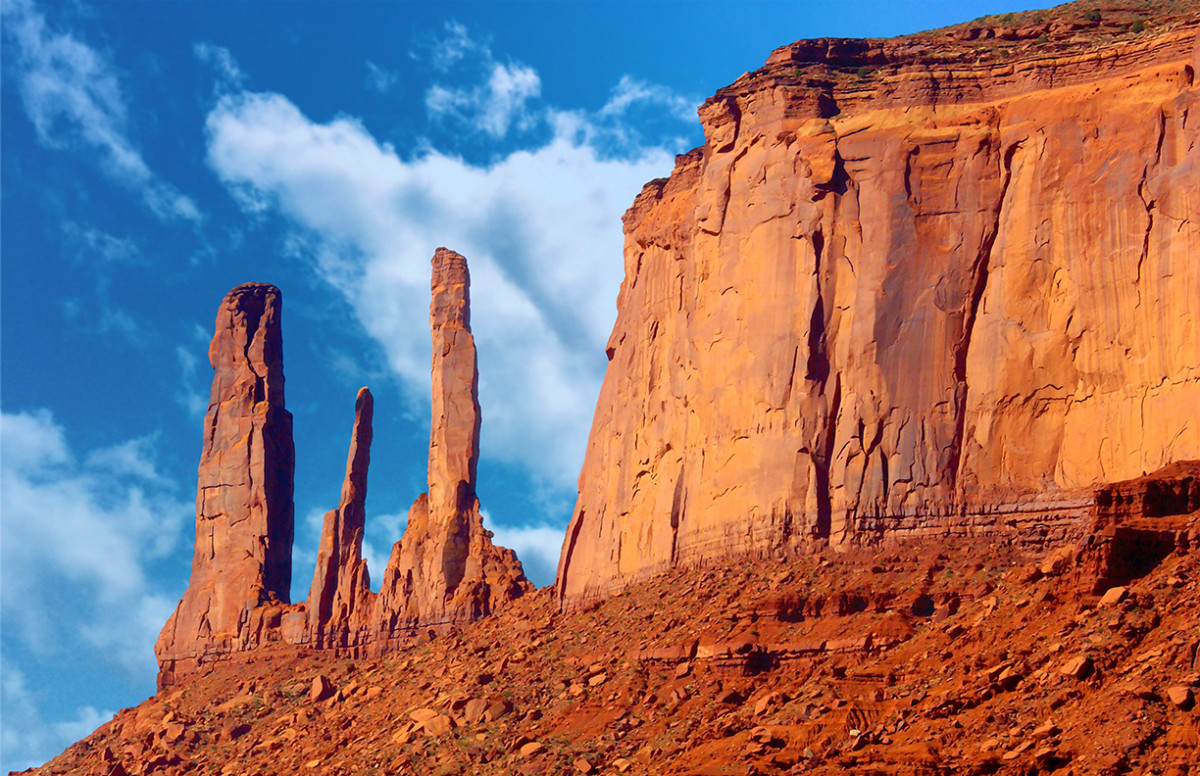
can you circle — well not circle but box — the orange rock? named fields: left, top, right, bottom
left=373, top=249, right=530, bottom=642
left=155, top=283, right=295, bottom=687
left=307, top=387, right=375, bottom=649
left=557, top=22, right=1200, bottom=610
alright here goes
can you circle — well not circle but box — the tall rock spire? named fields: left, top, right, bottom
left=307, top=386, right=374, bottom=648
left=155, top=282, right=295, bottom=686
left=374, top=248, right=528, bottom=643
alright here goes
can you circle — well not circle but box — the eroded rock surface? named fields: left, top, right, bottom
left=374, top=248, right=528, bottom=644
left=156, top=282, right=295, bottom=687
left=558, top=13, right=1200, bottom=607
left=1081, top=460, right=1200, bottom=592
left=307, top=386, right=374, bottom=649
left=157, top=251, right=527, bottom=686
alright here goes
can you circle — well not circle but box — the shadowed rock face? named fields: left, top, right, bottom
left=307, top=386, right=374, bottom=649
left=373, top=248, right=528, bottom=644
left=557, top=18, right=1200, bottom=608
left=155, top=282, right=295, bottom=686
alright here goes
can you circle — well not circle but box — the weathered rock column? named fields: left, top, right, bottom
left=156, top=282, right=295, bottom=687
left=307, top=386, right=375, bottom=649
left=374, top=248, right=527, bottom=644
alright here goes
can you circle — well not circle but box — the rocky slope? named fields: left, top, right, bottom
left=156, top=250, right=528, bottom=688
left=31, top=465, right=1200, bottom=776
left=24, top=3, right=1200, bottom=774
left=557, top=0, right=1200, bottom=608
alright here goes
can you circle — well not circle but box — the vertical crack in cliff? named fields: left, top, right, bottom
left=950, top=138, right=1021, bottom=496
left=1135, top=109, right=1165, bottom=310
left=805, top=228, right=830, bottom=382
left=814, top=374, right=842, bottom=540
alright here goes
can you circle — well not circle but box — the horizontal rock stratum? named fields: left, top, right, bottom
left=556, top=7, right=1200, bottom=608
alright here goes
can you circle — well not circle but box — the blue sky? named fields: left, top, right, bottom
left=0, top=0, right=1054, bottom=769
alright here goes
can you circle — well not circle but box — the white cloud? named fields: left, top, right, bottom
left=484, top=514, right=564, bottom=589
left=4, top=0, right=201, bottom=223
left=175, top=344, right=208, bottom=420
left=601, top=75, right=698, bottom=123
left=428, top=20, right=484, bottom=72
left=422, top=21, right=540, bottom=138
left=365, top=60, right=400, bottom=94
left=205, top=90, right=677, bottom=493
left=1, top=664, right=114, bottom=773
left=426, top=60, right=541, bottom=138
left=61, top=223, right=142, bottom=265
left=0, top=408, right=189, bottom=675
left=194, top=41, right=245, bottom=94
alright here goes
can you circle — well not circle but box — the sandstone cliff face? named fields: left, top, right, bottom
left=558, top=13, right=1200, bottom=607
left=156, top=283, right=295, bottom=685
left=306, top=386, right=374, bottom=649
left=373, top=248, right=528, bottom=644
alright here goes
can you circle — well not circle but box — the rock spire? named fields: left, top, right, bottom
left=157, top=253, right=529, bottom=686
left=374, top=248, right=528, bottom=642
left=306, top=386, right=374, bottom=648
left=156, top=282, right=295, bottom=686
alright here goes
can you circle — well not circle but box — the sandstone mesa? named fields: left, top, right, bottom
left=28, top=3, right=1200, bottom=775
left=556, top=2, right=1200, bottom=607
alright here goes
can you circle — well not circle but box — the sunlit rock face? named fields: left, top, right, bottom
left=157, top=250, right=529, bottom=688
left=156, top=282, right=295, bottom=687
left=373, top=248, right=529, bottom=648
left=306, top=386, right=374, bottom=650
left=557, top=21, right=1200, bottom=608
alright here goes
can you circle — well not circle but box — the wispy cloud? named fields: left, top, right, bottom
left=3, top=0, right=201, bottom=223
left=194, top=41, right=245, bottom=95
left=421, top=21, right=541, bottom=138
left=428, top=20, right=485, bottom=72
left=426, top=60, right=541, bottom=138
left=61, top=223, right=142, bottom=265
left=601, top=75, right=698, bottom=122
left=365, top=60, right=401, bottom=94
left=175, top=344, right=208, bottom=420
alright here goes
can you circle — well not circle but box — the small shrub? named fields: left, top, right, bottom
left=1085, top=10, right=1102, bottom=22
left=1035, top=33, right=1049, bottom=44
left=857, top=65, right=870, bottom=79
left=1131, top=19, right=1146, bottom=33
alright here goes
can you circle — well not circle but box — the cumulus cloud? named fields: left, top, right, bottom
left=205, top=90, right=676, bottom=492
left=0, top=408, right=189, bottom=675
left=426, top=60, right=541, bottom=138
left=3, top=0, right=201, bottom=222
